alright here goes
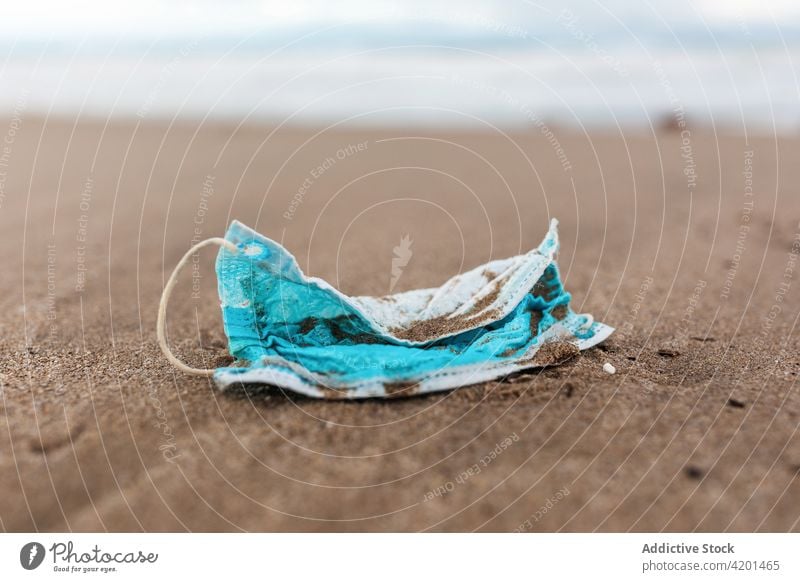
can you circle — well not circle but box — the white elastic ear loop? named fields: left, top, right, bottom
left=157, top=237, right=239, bottom=376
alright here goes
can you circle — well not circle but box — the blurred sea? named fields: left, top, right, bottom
left=1, top=0, right=798, bottom=130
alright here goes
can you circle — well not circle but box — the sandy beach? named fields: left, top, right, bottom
left=1, top=117, right=798, bottom=532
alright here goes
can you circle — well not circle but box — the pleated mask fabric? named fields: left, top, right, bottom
left=158, top=218, right=613, bottom=399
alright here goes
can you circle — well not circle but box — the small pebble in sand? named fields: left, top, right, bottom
left=603, top=362, right=616, bottom=374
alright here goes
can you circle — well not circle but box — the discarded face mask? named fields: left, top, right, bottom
left=157, top=219, right=613, bottom=399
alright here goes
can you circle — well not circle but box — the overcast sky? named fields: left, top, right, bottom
left=1, top=0, right=797, bottom=43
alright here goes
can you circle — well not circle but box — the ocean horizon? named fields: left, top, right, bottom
left=1, top=1, right=798, bottom=130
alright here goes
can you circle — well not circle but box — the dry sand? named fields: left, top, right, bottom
left=0, top=117, right=799, bottom=531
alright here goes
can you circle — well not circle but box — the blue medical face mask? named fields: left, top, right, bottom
left=157, top=219, right=613, bottom=399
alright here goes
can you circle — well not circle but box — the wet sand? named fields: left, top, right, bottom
left=1, top=117, right=799, bottom=531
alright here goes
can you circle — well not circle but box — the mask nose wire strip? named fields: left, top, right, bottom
left=157, top=237, right=240, bottom=376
